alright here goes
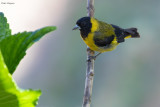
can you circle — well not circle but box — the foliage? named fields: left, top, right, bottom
left=0, top=12, right=56, bottom=107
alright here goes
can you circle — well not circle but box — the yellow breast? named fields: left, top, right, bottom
left=83, top=33, right=101, bottom=51
left=82, top=18, right=102, bottom=52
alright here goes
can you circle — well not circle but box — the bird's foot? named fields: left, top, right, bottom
left=86, top=52, right=101, bottom=62
left=87, top=56, right=96, bottom=62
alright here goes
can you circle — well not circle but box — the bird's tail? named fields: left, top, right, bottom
left=124, top=28, right=140, bottom=39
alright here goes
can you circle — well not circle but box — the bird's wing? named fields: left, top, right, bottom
left=93, top=21, right=115, bottom=47
left=93, top=31, right=115, bottom=47
left=111, top=24, right=125, bottom=43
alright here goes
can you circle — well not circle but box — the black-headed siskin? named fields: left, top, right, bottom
left=73, top=17, right=140, bottom=54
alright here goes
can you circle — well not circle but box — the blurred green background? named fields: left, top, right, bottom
left=1, top=0, right=160, bottom=107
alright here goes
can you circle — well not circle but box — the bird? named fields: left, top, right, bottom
left=73, top=17, right=140, bottom=58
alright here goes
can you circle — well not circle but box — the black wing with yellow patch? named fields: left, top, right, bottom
left=111, top=24, right=125, bottom=43
left=93, top=32, right=114, bottom=47
left=93, top=21, right=116, bottom=47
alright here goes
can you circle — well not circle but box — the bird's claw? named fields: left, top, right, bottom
left=87, top=56, right=96, bottom=62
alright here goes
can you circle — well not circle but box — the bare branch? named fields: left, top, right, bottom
left=87, top=0, right=94, bottom=17
left=82, top=0, right=95, bottom=107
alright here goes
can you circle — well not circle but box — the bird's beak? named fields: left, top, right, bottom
left=72, top=24, right=80, bottom=30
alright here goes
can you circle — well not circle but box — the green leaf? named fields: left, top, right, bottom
left=0, top=12, right=11, bottom=41
left=0, top=26, right=56, bottom=74
left=0, top=51, right=41, bottom=107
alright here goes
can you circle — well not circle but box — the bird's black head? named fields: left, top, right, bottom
left=73, top=17, right=92, bottom=39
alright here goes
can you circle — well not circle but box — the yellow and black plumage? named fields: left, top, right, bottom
left=73, top=17, right=140, bottom=53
